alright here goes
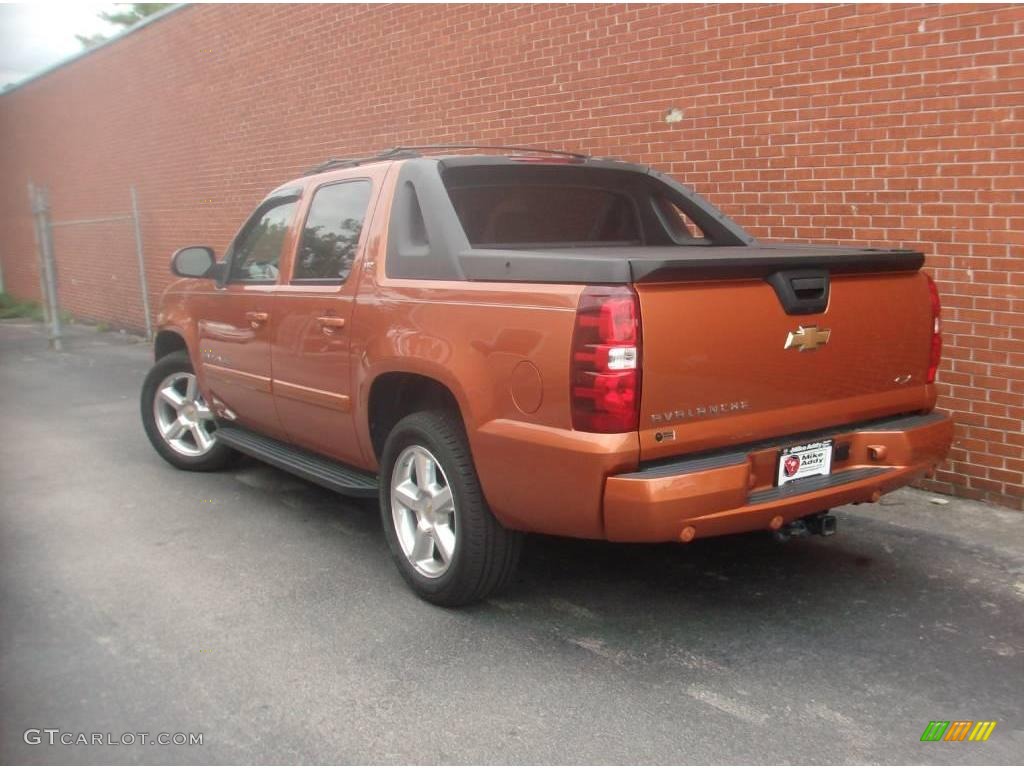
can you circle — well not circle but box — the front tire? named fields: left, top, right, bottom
left=140, top=350, right=235, bottom=471
left=380, top=410, right=522, bottom=606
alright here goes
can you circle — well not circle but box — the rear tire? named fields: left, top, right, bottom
left=379, top=410, right=522, bottom=607
left=140, top=350, right=236, bottom=471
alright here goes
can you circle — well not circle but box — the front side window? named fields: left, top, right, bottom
left=294, top=181, right=373, bottom=282
left=229, top=199, right=298, bottom=283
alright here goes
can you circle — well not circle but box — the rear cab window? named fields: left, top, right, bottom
left=440, top=162, right=716, bottom=250
left=446, top=185, right=639, bottom=247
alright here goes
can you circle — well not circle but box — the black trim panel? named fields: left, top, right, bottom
left=217, top=427, right=378, bottom=497
left=384, top=157, right=921, bottom=284
left=868, top=412, right=947, bottom=430
left=458, top=244, right=923, bottom=284
left=618, top=450, right=750, bottom=479
left=628, top=245, right=924, bottom=283
left=748, top=467, right=889, bottom=505
left=622, top=411, right=947, bottom=480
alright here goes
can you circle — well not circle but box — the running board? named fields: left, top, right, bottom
left=216, top=427, right=379, bottom=498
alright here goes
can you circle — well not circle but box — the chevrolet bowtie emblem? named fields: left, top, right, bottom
left=784, top=325, right=831, bottom=352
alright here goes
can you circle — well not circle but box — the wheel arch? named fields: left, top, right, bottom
left=154, top=328, right=188, bottom=361
left=366, top=370, right=467, bottom=462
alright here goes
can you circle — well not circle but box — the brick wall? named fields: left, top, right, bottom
left=0, top=3, right=1021, bottom=508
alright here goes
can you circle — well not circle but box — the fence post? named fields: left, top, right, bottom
left=27, top=182, right=51, bottom=327
left=35, top=187, right=63, bottom=351
left=129, top=186, right=153, bottom=340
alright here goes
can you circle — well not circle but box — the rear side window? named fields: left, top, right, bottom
left=447, top=185, right=639, bottom=247
left=294, top=180, right=372, bottom=282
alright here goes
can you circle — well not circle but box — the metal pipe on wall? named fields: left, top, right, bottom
left=33, top=186, right=63, bottom=351
left=27, top=182, right=52, bottom=327
left=130, top=186, right=153, bottom=341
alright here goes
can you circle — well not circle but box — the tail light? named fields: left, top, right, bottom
left=571, top=286, right=641, bottom=433
left=926, top=274, right=942, bottom=383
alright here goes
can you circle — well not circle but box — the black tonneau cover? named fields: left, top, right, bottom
left=457, top=243, right=924, bottom=284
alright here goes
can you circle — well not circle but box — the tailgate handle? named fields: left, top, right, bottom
left=766, top=270, right=830, bottom=315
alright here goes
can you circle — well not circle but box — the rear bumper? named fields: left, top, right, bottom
left=603, top=412, right=953, bottom=542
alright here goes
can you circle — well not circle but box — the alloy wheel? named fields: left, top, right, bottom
left=390, top=445, right=457, bottom=578
left=152, top=372, right=218, bottom=457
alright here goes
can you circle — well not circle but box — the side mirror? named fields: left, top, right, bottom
left=170, top=246, right=216, bottom=278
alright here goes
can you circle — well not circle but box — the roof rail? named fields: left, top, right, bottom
left=389, top=144, right=589, bottom=160
left=302, top=144, right=589, bottom=176
left=303, top=148, right=419, bottom=176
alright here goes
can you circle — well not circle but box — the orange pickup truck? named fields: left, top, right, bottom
left=141, top=146, right=952, bottom=605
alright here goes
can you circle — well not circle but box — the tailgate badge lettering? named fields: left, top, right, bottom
left=784, top=325, right=831, bottom=352
left=650, top=400, right=751, bottom=424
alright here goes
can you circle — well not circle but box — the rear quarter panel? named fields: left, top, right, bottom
left=353, top=258, right=638, bottom=535
left=350, top=170, right=636, bottom=536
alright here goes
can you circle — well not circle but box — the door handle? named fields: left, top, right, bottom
left=317, top=316, right=347, bottom=335
left=245, top=311, right=269, bottom=328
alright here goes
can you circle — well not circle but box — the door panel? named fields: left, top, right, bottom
left=196, top=285, right=283, bottom=438
left=196, top=195, right=300, bottom=439
left=272, top=290, right=360, bottom=461
left=272, top=172, right=385, bottom=465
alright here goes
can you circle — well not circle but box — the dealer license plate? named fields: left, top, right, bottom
left=776, top=439, right=833, bottom=487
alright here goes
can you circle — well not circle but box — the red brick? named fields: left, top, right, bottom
left=0, top=2, right=1019, bottom=509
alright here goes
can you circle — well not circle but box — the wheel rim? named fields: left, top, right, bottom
left=152, top=371, right=218, bottom=458
left=390, top=445, right=456, bottom=578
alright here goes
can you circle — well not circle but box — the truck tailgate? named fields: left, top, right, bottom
left=636, top=269, right=936, bottom=462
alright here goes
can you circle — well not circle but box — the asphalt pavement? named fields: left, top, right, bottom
left=1, top=319, right=1021, bottom=764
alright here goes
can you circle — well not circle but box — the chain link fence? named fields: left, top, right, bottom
left=27, top=182, right=152, bottom=350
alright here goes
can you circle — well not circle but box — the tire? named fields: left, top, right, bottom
left=379, top=410, right=522, bottom=607
left=140, top=350, right=236, bottom=471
